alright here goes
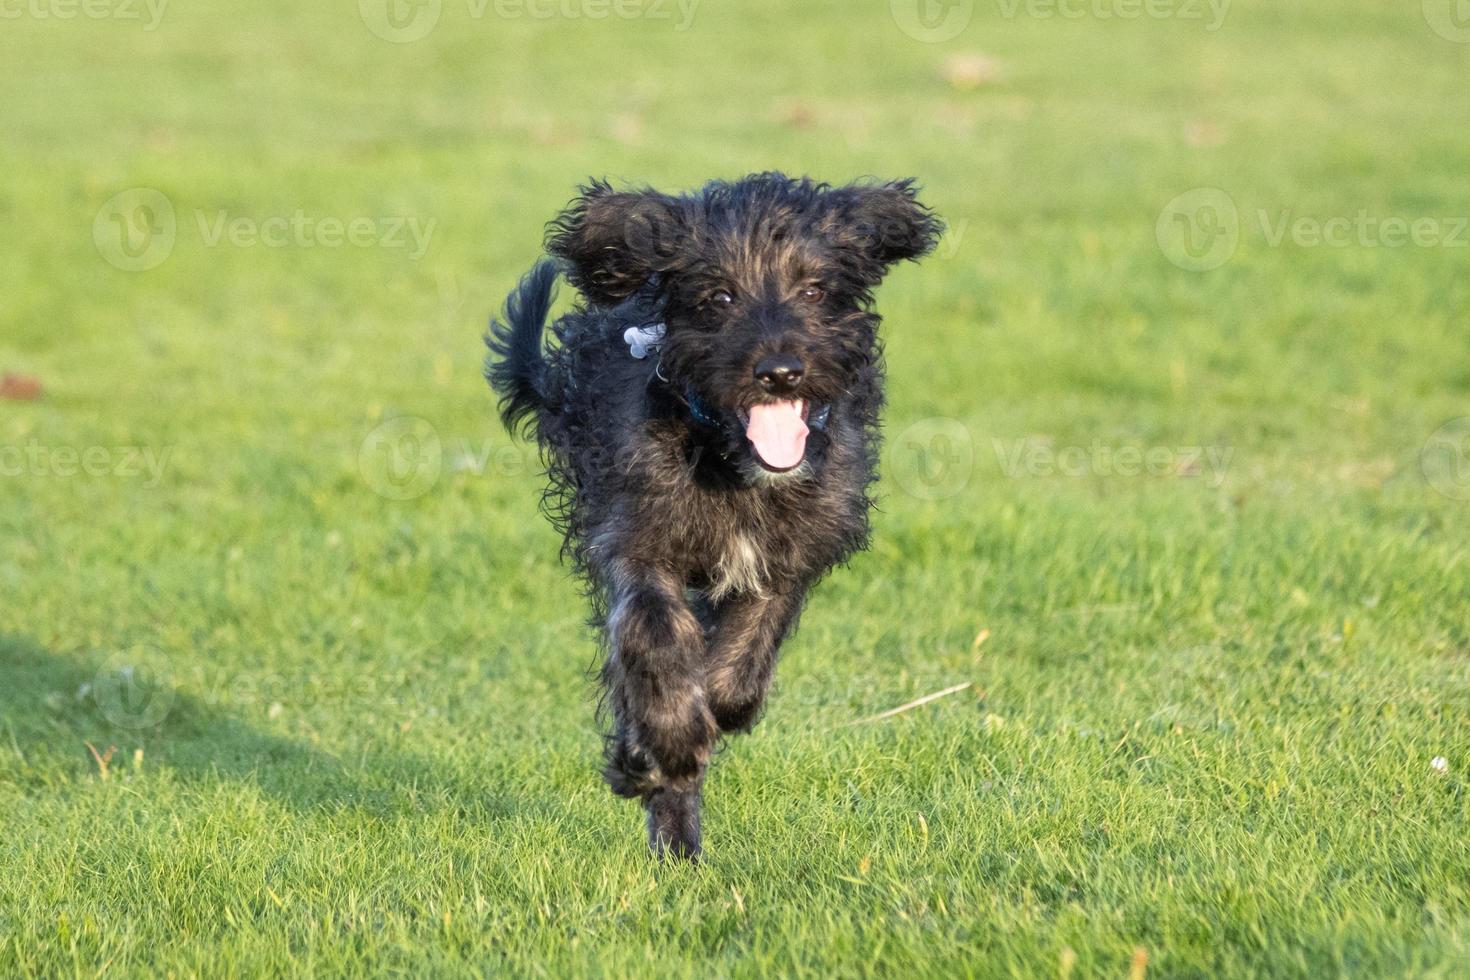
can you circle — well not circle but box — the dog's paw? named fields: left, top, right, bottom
left=711, top=695, right=765, bottom=734
left=645, top=786, right=701, bottom=861
left=604, top=739, right=660, bottom=798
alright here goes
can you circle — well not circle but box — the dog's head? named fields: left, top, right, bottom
left=548, top=173, right=942, bottom=478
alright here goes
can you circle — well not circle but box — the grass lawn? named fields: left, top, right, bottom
left=3, top=0, right=1470, bottom=975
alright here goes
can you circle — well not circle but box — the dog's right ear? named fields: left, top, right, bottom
left=546, top=181, right=686, bottom=306
left=821, top=179, right=944, bottom=283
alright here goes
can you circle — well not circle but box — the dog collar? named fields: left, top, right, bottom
left=685, top=388, right=721, bottom=428
left=686, top=389, right=830, bottom=432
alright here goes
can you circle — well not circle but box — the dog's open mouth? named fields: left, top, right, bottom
left=739, top=400, right=809, bottom=472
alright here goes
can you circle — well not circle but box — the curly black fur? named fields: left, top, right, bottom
left=485, top=172, right=941, bottom=859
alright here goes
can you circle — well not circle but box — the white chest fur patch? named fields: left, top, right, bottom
left=707, top=533, right=768, bottom=600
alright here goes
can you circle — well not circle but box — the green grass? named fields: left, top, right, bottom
left=3, top=0, right=1470, bottom=975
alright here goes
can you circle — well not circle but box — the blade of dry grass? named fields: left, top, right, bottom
left=842, top=682, right=975, bottom=726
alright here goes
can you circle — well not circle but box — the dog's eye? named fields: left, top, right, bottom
left=799, top=285, right=825, bottom=303
left=710, top=290, right=735, bottom=308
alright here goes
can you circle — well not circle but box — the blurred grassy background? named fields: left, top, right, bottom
left=2, top=0, right=1469, bottom=975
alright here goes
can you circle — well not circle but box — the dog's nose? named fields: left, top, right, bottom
left=754, top=354, right=805, bottom=394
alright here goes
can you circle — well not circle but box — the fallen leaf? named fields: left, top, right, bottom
left=609, top=111, right=643, bottom=145
left=941, top=53, right=1001, bottom=91
left=0, top=373, right=43, bottom=401
left=779, top=101, right=816, bottom=130
left=1184, top=121, right=1226, bottom=148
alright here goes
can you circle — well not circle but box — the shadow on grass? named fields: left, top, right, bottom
left=0, top=633, right=541, bottom=821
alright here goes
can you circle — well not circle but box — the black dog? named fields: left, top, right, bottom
left=486, top=173, right=940, bottom=859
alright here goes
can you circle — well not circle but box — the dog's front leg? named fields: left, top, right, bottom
left=706, top=588, right=807, bottom=734
left=603, top=562, right=717, bottom=859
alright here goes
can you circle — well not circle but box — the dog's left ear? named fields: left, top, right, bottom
left=823, top=179, right=943, bottom=284
left=546, top=180, right=687, bottom=306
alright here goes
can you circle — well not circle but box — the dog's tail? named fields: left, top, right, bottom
left=485, top=259, right=560, bottom=437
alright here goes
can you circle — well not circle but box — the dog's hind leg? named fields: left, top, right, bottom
left=601, top=561, right=718, bottom=858
left=706, top=589, right=807, bottom=734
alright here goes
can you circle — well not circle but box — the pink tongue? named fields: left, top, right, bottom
left=745, top=401, right=809, bottom=470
